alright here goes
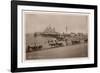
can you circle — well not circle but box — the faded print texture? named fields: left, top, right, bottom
left=24, top=11, right=88, bottom=60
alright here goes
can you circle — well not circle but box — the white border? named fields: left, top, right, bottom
left=18, top=5, right=94, bottom=68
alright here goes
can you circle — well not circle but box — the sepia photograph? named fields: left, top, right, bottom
left=25, top=11, right=88, bottom=60
left=11, top=1, right=97, bottom=72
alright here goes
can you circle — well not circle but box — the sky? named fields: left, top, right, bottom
left=25, top=11, right=88, bottom=34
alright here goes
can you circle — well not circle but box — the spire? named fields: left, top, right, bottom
left=66, top=24, right=67, bottom=33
